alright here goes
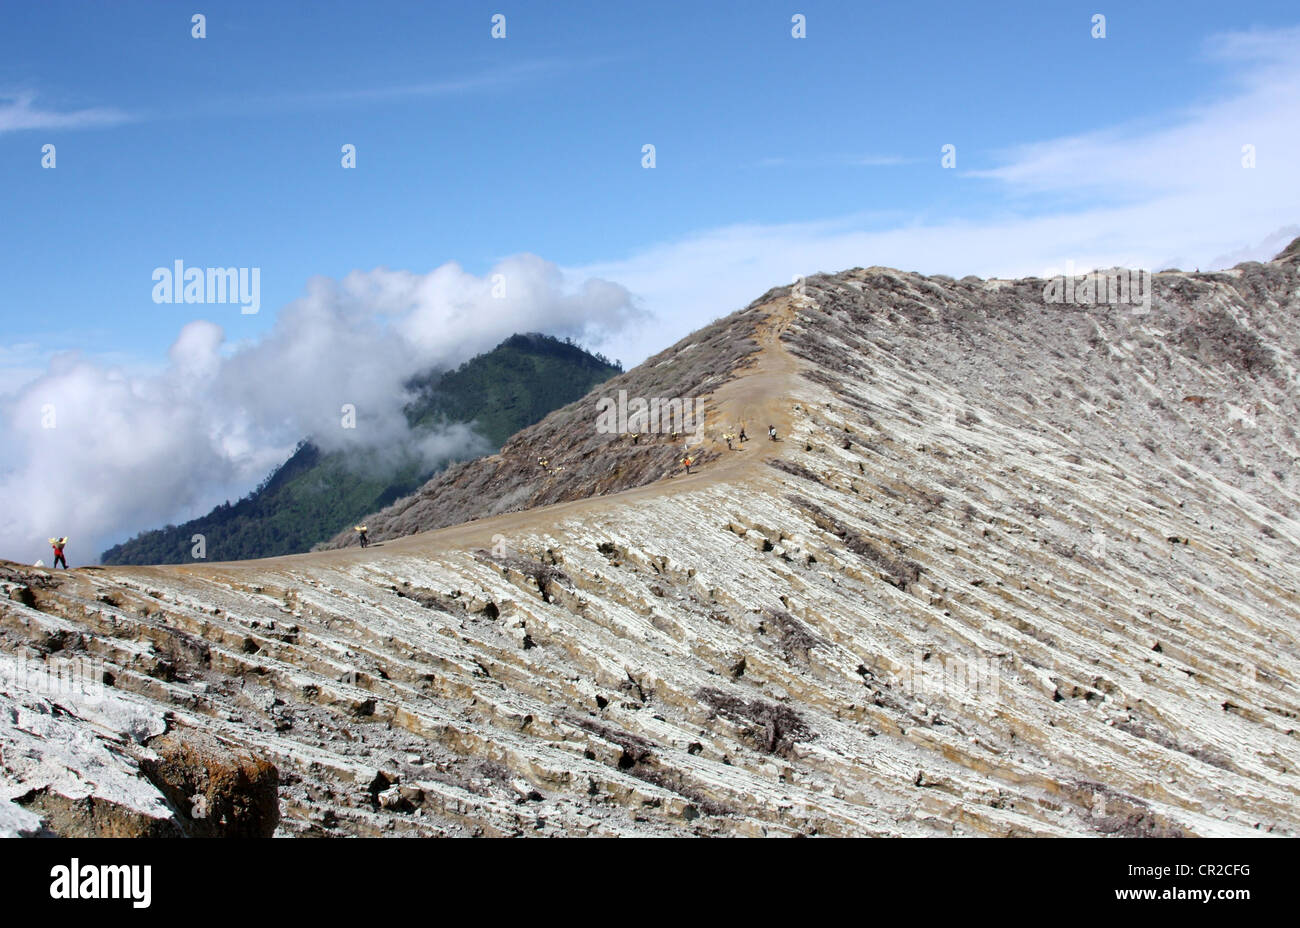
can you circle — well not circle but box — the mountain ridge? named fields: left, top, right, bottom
left=100, top=334, right=621, bottom=565
left=3, top=238, right=1299, bottom=837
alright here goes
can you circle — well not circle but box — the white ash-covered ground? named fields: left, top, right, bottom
left=3, top=242, right=1298, bottom=837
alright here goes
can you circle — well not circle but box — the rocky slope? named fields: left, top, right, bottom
left=317, top=306, right=760, bottom=548
left=3, top=242, right=1298, bottom=837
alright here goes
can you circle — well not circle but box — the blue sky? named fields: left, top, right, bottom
left=2, top=1, right=1299, bottom=562
left=4, top=0, right=1297, bottom=363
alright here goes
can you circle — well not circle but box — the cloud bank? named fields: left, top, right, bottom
left=0, top=255, right=637, bottom=565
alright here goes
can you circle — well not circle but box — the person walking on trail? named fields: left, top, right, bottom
left=768, top=425, right=778, bottom=441
left=724, top=433, right=734, bottom=451
left=355, top=525, right=369, bottom=549
left=49, top=537, right=68, bottom=569
left=681, top=455, right=694, bottom=475
left=739, top=425, right=748, bottom=443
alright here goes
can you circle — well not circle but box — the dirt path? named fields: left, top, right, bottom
left=142, top=298, right=804, bottom=581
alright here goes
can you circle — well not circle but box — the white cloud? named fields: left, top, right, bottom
left=1207, top=224, right=1300, bottom=269
left=226, top=56, right=622, bottom=116
left=575, top=24, right=1300, bottom=368
left=0, top=91, right=130, bottom=133
left=967, top=25, right=1300, bottom=200
left=0, top=256, right=637, bottom=565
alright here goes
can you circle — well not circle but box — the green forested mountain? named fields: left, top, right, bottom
left=101, top=334, right=620, bottom=565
